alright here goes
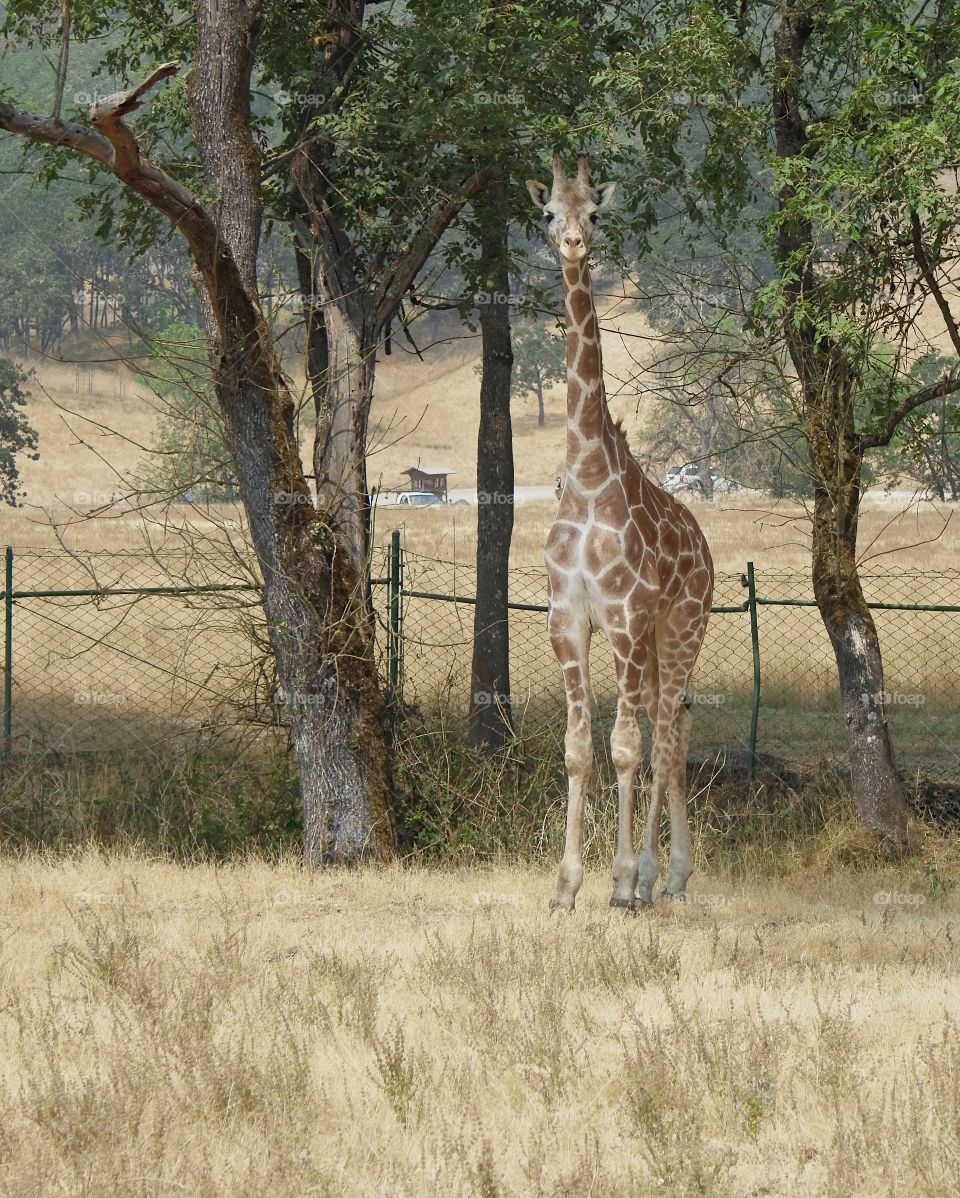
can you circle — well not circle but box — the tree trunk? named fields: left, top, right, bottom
left=187, top=0, right=395, bottom=862
left=469, top=180, right=515, bottom=749
left=807, top=377, right=913, bottom=856
left=774, top=6, right=912, bottom=854
left=536, top=372, right=545, bottom=426
left=311, top=300, right=375, bottom=581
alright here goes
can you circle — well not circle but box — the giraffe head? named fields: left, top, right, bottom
left=526, top=155, right=617, bottom=263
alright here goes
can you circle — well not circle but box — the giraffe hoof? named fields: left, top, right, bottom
left=659, top=889, right=687, bottom=903
left=549, top=896, right=575, bottom=914
left=609, top=895, right=637, bottom=913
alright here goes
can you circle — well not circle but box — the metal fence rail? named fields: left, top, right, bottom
left=1, top=539, right=958, bottom=789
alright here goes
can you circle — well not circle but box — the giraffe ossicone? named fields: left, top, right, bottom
left=527, top=154, right=715, bottom=912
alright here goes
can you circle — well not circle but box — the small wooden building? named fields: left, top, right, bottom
left=402, top=465, right=455, bottom=502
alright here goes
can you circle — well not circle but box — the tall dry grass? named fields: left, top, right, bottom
left=0, top=845, right=958, bottom=1196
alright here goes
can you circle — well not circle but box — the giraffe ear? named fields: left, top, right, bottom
left=593, top=182, right=617, bottom=210
left=526, top=179, right=550, bottom=210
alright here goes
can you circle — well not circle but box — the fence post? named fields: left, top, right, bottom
left=745, top=560, right=760, bottom=780
left=388, top=529, right=403, bottom=699
left=3, top=546, right=12, bottom=755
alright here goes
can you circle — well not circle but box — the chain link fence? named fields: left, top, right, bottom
left=391, top=542, right=960, bottom=788
left=1, top=547, right=269, bottom=753
left=1, top=542, right=958, bottom=792
left=394, top=547, right=753, bottom=762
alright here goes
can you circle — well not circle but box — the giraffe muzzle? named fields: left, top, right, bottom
left=560, top=233, right=586, bottom=260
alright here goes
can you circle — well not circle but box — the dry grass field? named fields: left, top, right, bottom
left=1, top=844, right=959, bottom=1197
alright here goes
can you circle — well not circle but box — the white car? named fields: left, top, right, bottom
left=663, top=464, right=700, bottom=492
left=378, top=490, right=442, bottom=508
left=663, top=465, right=739, bottom=495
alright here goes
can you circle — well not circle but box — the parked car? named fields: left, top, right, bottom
left=382, top=490, right=442, bottom=507
left=710, top=471, right=740, bottom=494
left=663, top=464, right=740, bottom=495
left=663, top=463, right=700, bottom=492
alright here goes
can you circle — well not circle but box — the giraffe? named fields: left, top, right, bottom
left=527, top=155, right=715, bottom=912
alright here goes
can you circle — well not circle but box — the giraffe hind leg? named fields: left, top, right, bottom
left=660, top=701, right=694, bottom=898
left=609, top=642, right=647, bottom=911
left=635, top=636, right=661, bottom=906
left=645, top=618, right=698, bottom=900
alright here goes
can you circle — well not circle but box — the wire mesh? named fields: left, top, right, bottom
left=6, top=548, right=268, bottom=753
left=2, top=544, right=958, bottom=788
left=753, top=568, right=960, bottom=785
left=396, top=551, right=755, bottom=759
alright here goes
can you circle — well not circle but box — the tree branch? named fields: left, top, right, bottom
left=909, top=209, right=960, bottom=358
left=87, top=61, right=182, bottom=174
left=373, top=166, right=491, bottom=333
left=0, top=62, right=258, bottom=350
left=860, top=370, right=960, bottom=449
left=53, top=0, right=71, bottom=121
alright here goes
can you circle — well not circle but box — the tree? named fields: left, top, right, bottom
left=1, top=3, right=404, bottom=863
left=613, top=1, right=960, bottom=853
left=469, top=179, right=516, bottom=749
left=0, top=357, right=39, bottom=505
left=641, top=317, right=814, bottom=499
left=511, top=319, right=565, bottom=427
left=397, top=0, right=634, bottom=750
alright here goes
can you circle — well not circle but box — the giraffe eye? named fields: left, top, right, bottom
left=589, top=212, right=599, bottom=224
left=543, top=211, right=554, bottom=222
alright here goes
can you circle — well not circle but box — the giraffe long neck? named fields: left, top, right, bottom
left=562, top=258, right=616, bottom=474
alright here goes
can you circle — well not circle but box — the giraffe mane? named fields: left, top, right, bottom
left=611, top=417, right=632, bottom=456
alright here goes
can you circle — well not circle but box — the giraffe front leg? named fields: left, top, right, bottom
left=551, top=702, right=592, bottom=911
left=609, top=710, right=642, bottom=910
left=548, top=611, right=593, bottom=912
